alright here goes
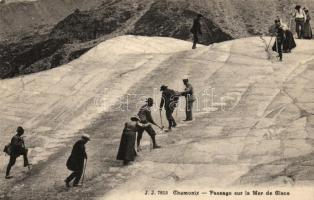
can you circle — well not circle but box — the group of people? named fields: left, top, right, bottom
left=3, top=125, right=90, bottom=187
left=294, top=5, right=312, bottom=39
left=3, top=78, right=195, bottom=187
left=116, top=78, right=195, bottom=166
left=3, top=10, right=312, bottom=188
left=272, top=5, right=313, bottom=61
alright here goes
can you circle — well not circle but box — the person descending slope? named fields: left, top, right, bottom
left=190, top=14, right=203, bottom=49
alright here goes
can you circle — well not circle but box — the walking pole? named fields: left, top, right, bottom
left=149, top=138, right=153, bottom=152
left=159, top=110, right=163, bottom=128
left=275, top=34, right=279, bottom=60
left=266, top=36, right=273, bottom=51
left=81, top=159, right=87, bottom=185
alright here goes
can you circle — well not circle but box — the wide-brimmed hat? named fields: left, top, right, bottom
left=82, top=133, right=90, bottom=141
left=130, top=115, right=140, bottom=121
left=160, top=85, right=168, bottom=91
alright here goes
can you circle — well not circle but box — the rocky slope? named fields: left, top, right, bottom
left=0, top=0, right=104, bottom=42
left=1, top=0, right=314, bottom=79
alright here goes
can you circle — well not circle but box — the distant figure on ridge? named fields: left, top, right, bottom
left=190, top=14, right=203, bottom=49
left=303, top=7, right=313, bottom=39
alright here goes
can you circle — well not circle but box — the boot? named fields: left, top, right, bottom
left=64, top=179, right=70, bottom=188
left=152, top=135, right=161, bottom=149
left=172, top=121, right=177, bottom=128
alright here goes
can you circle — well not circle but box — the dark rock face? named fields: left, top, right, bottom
left=50, top=7, right=133, bottom=42
left=130, top=1, right=232, bottom=45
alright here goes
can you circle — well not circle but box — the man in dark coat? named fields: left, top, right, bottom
left=191, top=14, right=203, bottom=49
left=181, top=78, right=195, bottom=121
left=65, top=134, right=89, bottom=187
left=137, top=98, right=162, bottom=151
left=5, top=126, right=31, bottom=179
left=272, top=20, right=285, bottom=61
left=159, top=85, right=179, bottom=131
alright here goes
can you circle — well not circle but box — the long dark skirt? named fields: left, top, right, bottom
left=116, top=130, right=137, bottom=162
left=283, top=30, right=296, bottom=52
left=272, top=32, right=296, bottom=53
left=304, top=21, right=313, bottom=39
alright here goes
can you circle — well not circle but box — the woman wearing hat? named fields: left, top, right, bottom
left=294, top=5, right=306, bottom=39
left=117, top=116, right=140, bottom=165
left=303, top=7, right=313, bottom=39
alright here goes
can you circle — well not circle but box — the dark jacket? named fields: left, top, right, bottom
left=160, top=89, right=180, bottom=111
left=10, top=134, right=25, bottom=156
left=66, top=140, right=87, bottom=171
left=276, top=26, right=285, bottom=43
left=138, top=105, right=157, bottom=125
left=190, top=19, right=202, bottom=34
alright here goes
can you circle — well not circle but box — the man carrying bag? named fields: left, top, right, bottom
left=5, top=126, right=31, bottom=179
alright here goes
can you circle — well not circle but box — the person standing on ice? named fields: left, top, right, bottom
left=137, top=98, right=162, bottom=151
left=293, top=5, right=306, bottom=39
left=5, top=126, right=32, bottom=179
left=117, top=116, right=140, bottom=166
left=272, top=20, right=285, bottom=61
left=65, top=134, right=89, bottom=187
left=303, top=7, right=313, bottom=39
left=159, top=85, right=180, bottom=132
left=180, top=77, right=195, bottom=121
left=190, top=14, right=203, bottom=49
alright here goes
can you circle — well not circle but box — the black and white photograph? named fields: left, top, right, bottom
left=0, top=0, right=314, bottom=199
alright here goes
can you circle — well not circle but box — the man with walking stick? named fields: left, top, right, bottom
left=65, top=134, right=90, bottom=187
left=272, top=19, right=285, bottom=61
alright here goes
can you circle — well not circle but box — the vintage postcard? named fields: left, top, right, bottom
left=0, top=0, right=314, bottom=199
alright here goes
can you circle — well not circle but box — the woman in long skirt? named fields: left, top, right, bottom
left=303, top=8, right=313, bottom=39
left=117, top=116, right=140, bottom=165
left=281, top=23, right=296, bottom=53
